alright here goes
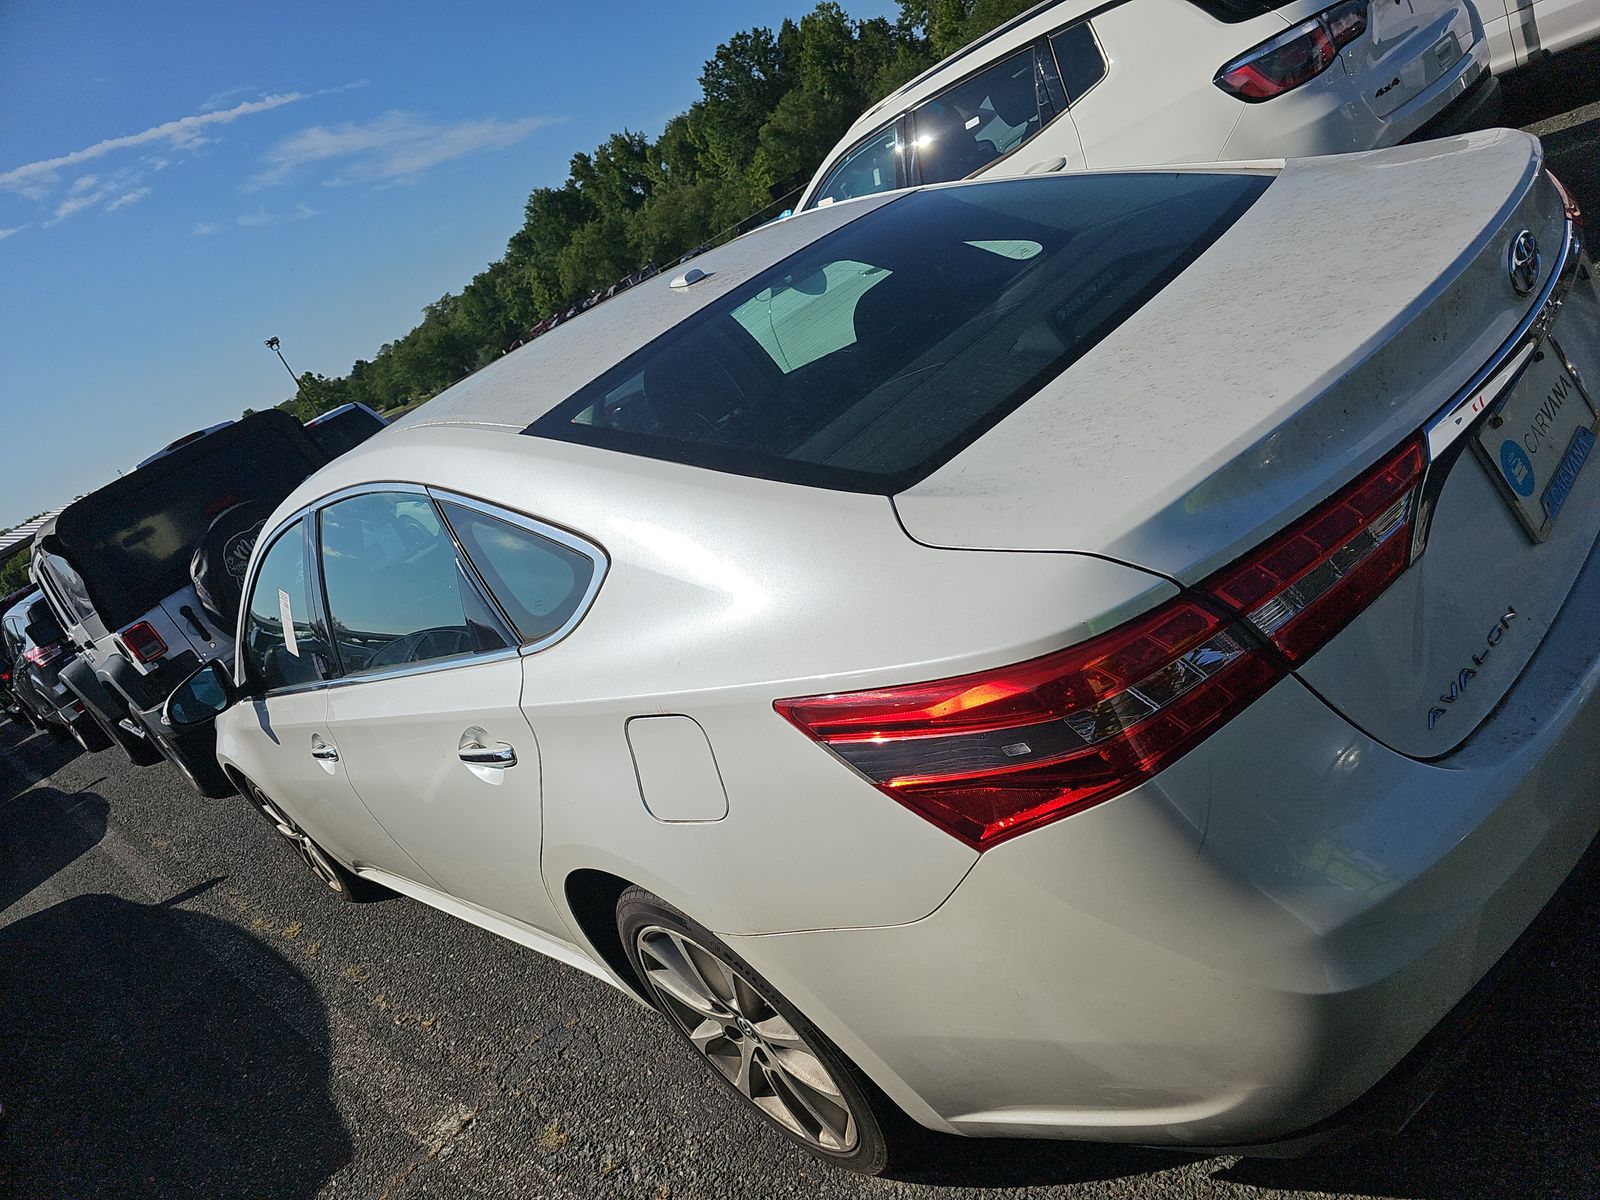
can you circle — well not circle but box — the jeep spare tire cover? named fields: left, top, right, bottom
left=190, top=500, right=272, bottom=630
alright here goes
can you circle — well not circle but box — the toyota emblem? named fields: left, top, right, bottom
left=1507, top=229, right=1540, bottom=296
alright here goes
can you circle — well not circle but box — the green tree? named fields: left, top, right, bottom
left=266, top=2, right=1039, bottom=424
left=0, top=548, right=31, bottom=595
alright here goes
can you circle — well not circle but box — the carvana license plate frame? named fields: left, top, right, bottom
left=1471, top=334, right=1600, bottom=543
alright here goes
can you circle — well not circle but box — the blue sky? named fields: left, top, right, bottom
left=0, top=0, right=895, bottom=529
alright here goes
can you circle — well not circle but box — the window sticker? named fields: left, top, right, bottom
left=278, top=588, right=300, bottom=657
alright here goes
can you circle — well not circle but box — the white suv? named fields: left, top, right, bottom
left=798, top=0, right=1498, bottom=211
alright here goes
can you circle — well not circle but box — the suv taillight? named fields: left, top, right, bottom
left=777, top=436, right=1425, bottom=850
left=24, top=643, right=64, bottom=667
left=1215, top=0, right=1367, bottom=101
left=120, top=621, right=168, bottom=665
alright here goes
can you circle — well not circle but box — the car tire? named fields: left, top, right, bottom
left=88, top=701, right=164, bottom=766
left=66, top=714, right=112, bottom=753
left=617, top=886, right=917, bottom=1175
left=239, top=775, right=391, bottom=903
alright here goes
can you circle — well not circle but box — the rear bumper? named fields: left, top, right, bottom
left=1400, top=70, right=1503, bottom=143
left=725, top=524, right=1600, bottom=1145
left=1220, top=39, right=1492, bottom=160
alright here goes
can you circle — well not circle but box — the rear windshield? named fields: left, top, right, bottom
left=530, top=173, right=1268, bottom=493
left=55, top=425, right=322, bottom=629
left=22, top=599, right=64, bottom=648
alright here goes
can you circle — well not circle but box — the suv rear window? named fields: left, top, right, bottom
left=531, top=173, right=1268, bottom=493
left=50, top=416, right=326, bottom=630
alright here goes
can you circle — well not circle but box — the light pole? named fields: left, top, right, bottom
left=263, top=336, right=299, bottom=386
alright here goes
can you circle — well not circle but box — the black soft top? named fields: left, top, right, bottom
left=42, top=411, right=328, bottom=630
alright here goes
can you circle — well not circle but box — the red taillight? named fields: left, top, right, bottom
left=1548, top=170, right=1583, bottom=231
left=777, top=435, right=1425, bottom=850
left=1216, top=0, right=1367, bottom=101
left=120, top=621, right=168, bottom=665
left=1202, top=438, right=1424, bottom=663
left=23, top=643, right=64, bottom=668
left=778, top=600, right=1279, bottom=849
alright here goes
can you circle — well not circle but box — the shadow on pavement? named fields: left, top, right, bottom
left=1500, top=42, right=1600, bottom=127
left=0, top=884, right=352, bottom=1199
left=0, top=776, right=351, bottom=1197
left=0, top=784, right=108, bottom=913
left=0, top=718, right=84, bottom=807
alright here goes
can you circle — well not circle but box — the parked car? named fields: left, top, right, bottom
left=0, top=584, right=38, bottom=726
left=167, top=132, right=1598, bottom=1174
left=1478, top=0, right=1600, bottom=72
left=798, top=0, right=1500, bottom=212
left=1, top=589, right=110, bottom=751
left=303, top=402, right=387, bottom=459
left=30, top=410, right=333, bottom=794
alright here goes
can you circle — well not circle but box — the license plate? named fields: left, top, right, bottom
left=1475, top=342, right=1600, bottom=542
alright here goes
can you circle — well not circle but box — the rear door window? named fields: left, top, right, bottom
left=1049, top=23, right=1108, bottom=103
left=317, top=492, right=509, bottom=677
left=241, top=521, right=327, bottom=693
left=910, top=47, right=1053, bottom=185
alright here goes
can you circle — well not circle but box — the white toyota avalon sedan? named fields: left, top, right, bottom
left=168, top=129, right=1599, bottom=1174
left=797, top=0, right=1502, bottom=213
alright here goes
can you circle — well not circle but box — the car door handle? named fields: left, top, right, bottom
left=1024, top=155, right=1069, bottom=174
left=310, top=743, right=340, bottom=762
left=458, top=744, right=517, bottom=768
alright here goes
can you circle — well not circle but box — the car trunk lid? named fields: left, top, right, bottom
left=895, top=131, right=1596, bottom=757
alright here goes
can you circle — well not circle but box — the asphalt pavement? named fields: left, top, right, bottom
left=4, top=48, right=1600, bottom=1200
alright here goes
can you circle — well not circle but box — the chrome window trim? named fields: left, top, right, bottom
left=1410, top=220, right=1584, bottom=558
left=426, top=487, right=610, bottom=657
left=234, top=480, right=608, bottom=693
left=321, top=645, right=524, bottom=691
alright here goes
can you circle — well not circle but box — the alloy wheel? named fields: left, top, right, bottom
left=635, top=925, right=858, bottom=1153
left=251, top=788, right=345, bottom=894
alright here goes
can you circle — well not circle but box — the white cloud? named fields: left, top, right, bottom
left=105, top=188, right=151, bottom=212
left=247, top=110, right=560, bottom=190
left=0, top=92, right=316, bottom=195
left=1, top=82, right=368, bottom=227
left=0, top=225, right=25, bottom=240
left=191, top=202, right=321, bottom=236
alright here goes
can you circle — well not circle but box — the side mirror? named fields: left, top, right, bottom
left=164, top=659, right=240, bottom=729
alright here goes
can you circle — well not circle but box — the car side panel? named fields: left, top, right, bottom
left=1508, top=0, right=1600, bottom=61
left=218, top=689, right=433, bottom=883
left=1069, top=0, right=1275, bottom=168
